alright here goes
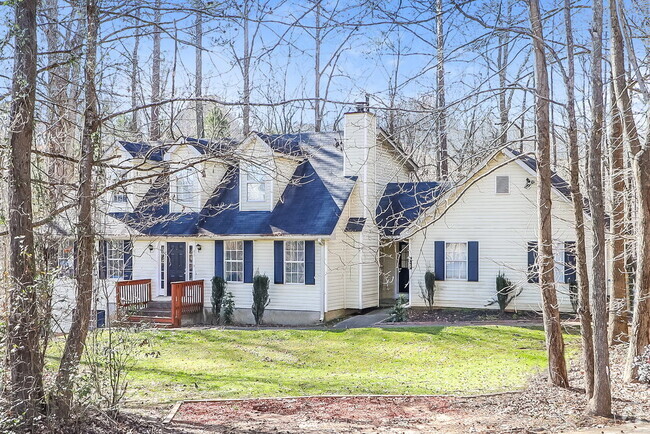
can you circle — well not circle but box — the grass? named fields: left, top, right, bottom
left=48, top=325, right=580, bottom=405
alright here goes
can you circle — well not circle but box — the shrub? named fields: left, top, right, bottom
left=211, top=276, right=226, bottom=324
left=487, top=272, right=523, bottom=314
left=419, top=270, right=436, bottom=312
left=221, top=292, right=235, bottom=325
left=389, top=295, right=409, bottom=322
left=633, top=345, right=650, bottom=384
left=568, top=281, right=579, bottom=313
left=251, top=274, right=270, bottom=325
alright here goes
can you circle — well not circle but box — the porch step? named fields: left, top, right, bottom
left=147, top=300, right=172, bottom=309
left=125, top=315, right=174, bottom=327
left=135, top=308, right=172, bottom=317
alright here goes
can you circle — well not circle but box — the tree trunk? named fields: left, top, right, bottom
left=314, top=0, right=321, bottom=132
left=130, top=7, right=140, bottom=134
left=608, top=83, right=629, bottom=345
left=436, top=0, right=448, bottom=178
left=586, top=0, right=612, bottom=417
left=150, top=0, right=161, bottom=140
left=563, top=0, right=594, bottom=397
left=528, top=0, right=569, bottom=388
left=195, top=4, right=204, bottom=137
left=242, top=0, right=251, bottom=136
left=6, top=0, right=44, bottom=424
left=52, top=0, right=99, bottom=418
left=609, top=0, right=650, bottom=383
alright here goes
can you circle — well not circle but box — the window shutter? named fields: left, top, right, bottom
left=243, top=240, right=254, bottom=283
left=274, top=240, right=284, bottom=284
left=123, top=240, right=133, bottom=280
left=98, top=240, right=107, bottom=279
left=434, top=241, right=445, bottom=281
left=305, top=240, right=316, bottom=285
left=468, top=241, right=479, bottom=282
left=564, top=241, right=576, bottom=284
left=527, top=241, right=539, bottom=283
left=214, top=240, right=224, bottom=278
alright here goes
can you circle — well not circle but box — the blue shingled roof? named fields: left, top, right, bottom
left=344, top=217, right=366, bottom=232
left=184, top=137, right=239, bottom=155
left=118, top=141, right=166, bottom=161
left=376, top=182, right=447, bottom=236
left=111, top=132, right=357, bottom=237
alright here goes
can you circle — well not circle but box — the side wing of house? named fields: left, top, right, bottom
left=408, top=151, right=590, bottom=312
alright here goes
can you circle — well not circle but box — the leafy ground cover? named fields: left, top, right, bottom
left=60, top=325, right=579, bottom=406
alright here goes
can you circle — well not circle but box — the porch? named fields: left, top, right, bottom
left=116, top=279, right=205, bottom=327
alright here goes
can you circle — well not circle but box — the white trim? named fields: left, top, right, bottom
left=444, top=241, right=468, bottom=281
left=284, top=240, right=306, bottom=285
left=224, top=240, right=244, bottom=283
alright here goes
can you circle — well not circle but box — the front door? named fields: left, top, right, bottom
left=167, top=242, right=186, bottom=296
left=398, top=241, right=410, bottom=295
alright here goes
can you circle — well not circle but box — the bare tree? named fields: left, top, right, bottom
left=5, top=0, right=45, bottom=424
left=195, top=2, right=204, bottom=137
left=563, top=0, right=594, bottom=397
left=436, top=0, right=448, bottom=178
left=528, top=0, right=569, bottom=388
left=130, top=6, right=141, bottom=134
left=585, top=0, right=611, bottom=416
left=150, top=0, right=162, bottom=140
left=53, top=0, right=100, bottom=417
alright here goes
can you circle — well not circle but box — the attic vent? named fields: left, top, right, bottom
left=496, top=176, right=510, bottom=194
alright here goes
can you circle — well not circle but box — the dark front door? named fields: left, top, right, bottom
left=167, top=242, right=186, bottom=295
left=398, top=241, right=410, bottom=294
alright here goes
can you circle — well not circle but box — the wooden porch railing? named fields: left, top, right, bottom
left=116, top=279, right=152, bottom=316
left=171, top=280, right=204, bottom=327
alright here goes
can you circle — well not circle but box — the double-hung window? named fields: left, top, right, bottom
left=107, top=240, right=125, bottom=279
left=58, top=240, right=74, bottom=278
left=176, top=169, right=195, bottom=207
left=225, top=240, right=244, bottom=282
left=246, top=165, right=267, bottom=202
left=111, top=169, right=128, bottom=203
left=285, top=241, right=305, bottom=284
left=445, top=242, right=467, bottom=280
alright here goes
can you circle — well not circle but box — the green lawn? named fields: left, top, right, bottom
left=50, top=326, right=580, bottom=405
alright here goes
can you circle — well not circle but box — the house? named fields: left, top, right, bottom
left=50, top=106, right=589, bottom=329
left=83, top=105, right=418, bottom=326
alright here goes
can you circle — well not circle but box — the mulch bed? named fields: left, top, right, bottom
left=405, top=307, right=574, bottom=324
left=166, top=346, right=650, bottom=433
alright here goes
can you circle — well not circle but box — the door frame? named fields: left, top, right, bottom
left=166, top=241, right=187, bottom=296
left=395, top=241, right=410, bottom=298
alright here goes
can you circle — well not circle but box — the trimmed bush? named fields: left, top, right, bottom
left=389, top=295, right=409, bottom=322
left=487, top=272, right=522, bottom=314
left=419, top=270, right=436, bottom=312
left=211, top=276, right=226, bottom=324
left=221, top=292, right=235, bottom=325
left=252, top=274, right=270, bottom=325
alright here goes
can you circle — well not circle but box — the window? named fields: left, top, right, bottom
left=176, top=169, right=195, bottom=207
left=57, top=240, right=74, bottom=278
left=225, top=240, right=244, bottom=282
left=445, top=242, right=467, bottom=280
left=160, top=244, right=166, bottom=290
left=246, top=165, right=267, bottom=202
left=188, top=244, right=195, bottom=280
left=285, top=240, right=305, bottom=284
left=110, top=169, right=128, bottom=203
left=527, top=242, right=567, bottom=284
left=496, top=176, right=510, bottom=194
left=107, top=240, right=125, bottom=279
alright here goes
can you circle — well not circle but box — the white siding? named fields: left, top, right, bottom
left=408, top=153, right=591, bottom=312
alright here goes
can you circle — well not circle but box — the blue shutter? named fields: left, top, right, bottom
left=243, top=240, right=254, bottom=283
left=305, top=240, right=316, bottom=285
left=123, top=240, right=133, bottom=280
left=434, top=241, right=445, bottom=281
left=98, top=240, right=107, bottom=279
left=468, top=241, right=479, bottom=282
left=214, top=240, right=224, bottom=278
left=274, top=241, right=284, bottom=284
left=564, top=241, right=576, bottom=284
left=527, top=241, right=539, bottom=283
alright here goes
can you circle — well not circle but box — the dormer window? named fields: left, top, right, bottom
left=245, top=165, right=267, bottom=203
left=175, top=168, right=196, bottom=208
left=109, top=169, right=129, bottom=204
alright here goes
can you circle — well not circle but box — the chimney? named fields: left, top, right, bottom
left=343, top=100, right=376, bottom=177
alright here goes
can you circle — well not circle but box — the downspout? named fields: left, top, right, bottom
left=359, top=115, right=369, bottom=310
left=320, top=241, right=327, bottom=322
